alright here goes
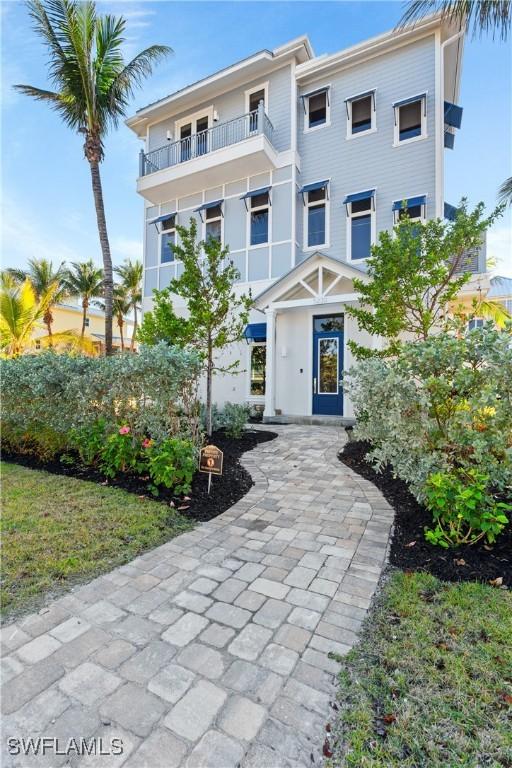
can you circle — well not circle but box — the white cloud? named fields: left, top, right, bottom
left=111, top=236, right=143, bottom=263
left=487, top=223, right=512, bottom=277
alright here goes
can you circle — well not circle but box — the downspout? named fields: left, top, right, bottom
left=437, top=28, right=465, bottom=218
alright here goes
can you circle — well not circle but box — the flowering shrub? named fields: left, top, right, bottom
left=146, top=438, right=196, bottom=495
left=347, top=325, right=512, bottom=546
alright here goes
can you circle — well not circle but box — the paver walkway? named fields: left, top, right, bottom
left=2, top=425, right=394, bottom=768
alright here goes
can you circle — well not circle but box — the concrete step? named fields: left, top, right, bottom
left=262, top=414, right=355, bottom=427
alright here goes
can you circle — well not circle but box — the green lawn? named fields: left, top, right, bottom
left=1, top=462, right=193, bottom=617
left=329, top=571, right=512, bottom=768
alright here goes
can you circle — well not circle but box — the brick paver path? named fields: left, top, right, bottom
left=2, top=425, right=394, bottom=768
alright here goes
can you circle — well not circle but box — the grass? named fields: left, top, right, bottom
left=329, top=570, right=512, bottom=768
left=1, top=462, right=194, bottom=618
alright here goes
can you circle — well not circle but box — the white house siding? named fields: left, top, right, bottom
left=296, top=34, right=437, bottom=263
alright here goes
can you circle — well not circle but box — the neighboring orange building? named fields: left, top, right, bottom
left=32, top=303, right=136, bottom=354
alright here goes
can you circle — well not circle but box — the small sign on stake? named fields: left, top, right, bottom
left=199, top=444, right=224, bottom=494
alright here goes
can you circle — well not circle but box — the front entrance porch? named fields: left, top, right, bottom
left=252, top=251, right=376, bottom=422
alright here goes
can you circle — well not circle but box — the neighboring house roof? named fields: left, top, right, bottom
left=56, top=303, right=135, bottom=325
left=488, top=275, right=512, bottom=299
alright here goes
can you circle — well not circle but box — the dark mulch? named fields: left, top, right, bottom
left=2, top=429, right=277, bottom=524
left=339, top=438, right=511, bottom=587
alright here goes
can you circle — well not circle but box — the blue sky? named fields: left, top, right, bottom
left=2, top=0, right=511, bottom=276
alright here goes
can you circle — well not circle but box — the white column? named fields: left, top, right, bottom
left=263, top=307, right=276, bottom=419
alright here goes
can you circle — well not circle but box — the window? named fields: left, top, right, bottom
left=205, top=204, right=222, bottom=243
left=248, top=88, right=265, bottom=132
left=304, top=89, right=329, bottom=131
left=306, top=187, right=328, bottom=248
left=346, top=92, right=375, bottom=137
left=393, top=196, right=426, bottom=225
left=35, top=339, right=41, bottom=350
left=346, top=196, right=374, bottom=261
left=250, top=344, right=266, bottom=396
left=160, top=214, right=176, bottom=263
left=394, top=95, right=427, bottom=144
left=250, top=191, right=269, bottom=246
left=468, top=318, right=484, bottom=331
left=84, top=318, right=90, bottom=327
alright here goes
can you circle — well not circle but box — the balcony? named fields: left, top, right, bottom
left=137, top=105, right=282, bottom=204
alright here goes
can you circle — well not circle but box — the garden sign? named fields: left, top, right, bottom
left=199, top=444, right=224, bottom=494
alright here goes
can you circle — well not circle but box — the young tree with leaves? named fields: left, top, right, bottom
left=139, top=218, right=252, bottom=436
left=14, top=0, right=170, bottom=355
left=345, top=200, right=504, bottom=359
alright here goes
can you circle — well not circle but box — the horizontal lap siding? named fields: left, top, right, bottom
left=297, top=35, right=437, bottom=263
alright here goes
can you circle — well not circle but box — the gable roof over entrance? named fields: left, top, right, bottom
left=253, top=251, right=369, bottom=310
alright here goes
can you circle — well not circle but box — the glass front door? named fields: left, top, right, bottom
left=312, top=314, right=344, bottom=415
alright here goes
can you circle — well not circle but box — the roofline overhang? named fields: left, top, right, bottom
left=126, top=36, right=313, bottom=136
left=253, top=251, right=369, bottom=310
left=295, top=13, right=448, bottom=85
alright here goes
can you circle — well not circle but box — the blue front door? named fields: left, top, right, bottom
left=312, top=314, right=344, bottom=416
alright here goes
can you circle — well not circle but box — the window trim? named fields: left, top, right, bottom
left=247, top=190, right=271, bottom=249
left=345, top=90, right=376, bottom=140
left=247, top=341, right=266, bottom=401
left=303, top=183, right=330, bottom=251
left=203, top=203, right=224, bottom=246
left=393, top=93, right=428, bottom=147
left=303, top=85, right=331, bottom=133
left=346, top=193, right=376, bottom=263
left=244, top=81, right=269, bottom=116
left=392, top=194, right=427, bottom=226
left=160, top=215, right=177, bottom=264
left=174, top=106, right=214, bottom=140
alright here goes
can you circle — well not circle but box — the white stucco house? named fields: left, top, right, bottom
left=127, top=16, right=475, bottom=423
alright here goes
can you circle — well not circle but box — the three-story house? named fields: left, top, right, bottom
left=127, top=15, right=467, bottom=422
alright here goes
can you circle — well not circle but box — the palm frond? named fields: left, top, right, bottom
left=398, top=0, right=511, bottom=40
left=477, top=299, right=512, bottom=329
left=498, top=176, right=512, bottom=206
left=106, top=45, right=172, bottom=122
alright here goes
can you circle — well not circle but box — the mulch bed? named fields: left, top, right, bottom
left=339, top=437, right=511, bottom=587
left=2, top=429, right=277, bottom=524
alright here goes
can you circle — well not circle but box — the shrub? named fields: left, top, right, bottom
left=1, top=344, right=202, bottom=461
left=99, top=425, right=147, bottom=479
left=424, top=469, right=510, bottom=548
left=199, top=402, right=250, bottom=438
left=146, top=437, right=196, bottom=495
left=347, top=325, right=512, bottom=542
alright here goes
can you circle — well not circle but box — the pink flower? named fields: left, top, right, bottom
left=142, top=438, right=153, bottom=449
left=119, top=425, right=130, bottom=435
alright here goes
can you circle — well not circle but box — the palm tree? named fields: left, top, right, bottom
left=114, top=259, right=142, bottom=351
left=64, top=260, right=104, bottom=338
left=0, top=278, right=57, bottom=356
left=8, top=258, right=68, bottom=344
left=498, top=176, right=512, bottom=206
left=14, top=0, right=171, bottom=355
left=398, top=1, right=511, bottom=40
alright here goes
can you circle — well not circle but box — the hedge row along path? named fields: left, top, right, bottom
left=2, top=425, right=393, bottom=768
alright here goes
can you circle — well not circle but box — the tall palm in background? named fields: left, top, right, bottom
left=64, top=260, right=104, bottom=338
left=399, top=1, right=511, bottom=203
left=8, top=258, right=68, bottom=344
left=14, top=0, right=171, bottom=355
left=114, top=259, right=142, bottom=351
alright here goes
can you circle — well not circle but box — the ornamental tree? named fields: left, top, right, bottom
left=345, top=199, right=504, bottom=359
left=138, top=218, right=252, bottom=436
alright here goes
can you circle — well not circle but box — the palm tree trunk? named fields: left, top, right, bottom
left=88, top=159, right=113, bottom=356
left=81, top=299, right=88, bottom=339
left=118, top=317, right=124, bottom=351
left=44, top=311, right=53, bottom=348
left=131, top=305, right=137, bottom=352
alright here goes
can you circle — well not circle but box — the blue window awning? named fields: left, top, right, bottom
left=244, top=323, right=267, bottom=342
left=194, top=199, right=224, bottom=213
left=444, top=101, right=463, bottom=129
left=392, top=195, right=427, bottom=211
left=299, top=180, right=329, bottom=195
left=392, top=92, right=427, bottom=109
left=344, top=89, right=375, bottom=103
left=343, top=189, right=375, bottom=205
left=147, top=212, right=176, bottom=227
left=444, top=130, right=455, bottom=150
left=240, top=186, right=271, bottom=201
left=301, top=86, right=330, bottom=100
left=444, top=202, right=458, bottom=221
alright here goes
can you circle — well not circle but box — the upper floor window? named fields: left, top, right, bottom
left=250, top=191, right=270, bottom=246
left=160, top=214, right=176, bottom=263
left=393, top=94, right=427, bottom=144
left=303, top=87, right=330, bottom=131
left=392, top=195, right=426, bottom=224
left=205, top=204, right=223, bottom=243
left=344, top=190, right=375, bottom=261
left=346, top=91, right=375, bottom=137
left=301, top=181, right=329, bottom=249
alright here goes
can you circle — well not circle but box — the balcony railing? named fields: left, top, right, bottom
left=140, top=103, right=274, bottom=177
